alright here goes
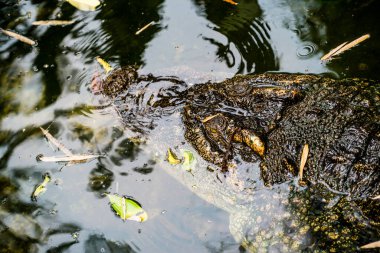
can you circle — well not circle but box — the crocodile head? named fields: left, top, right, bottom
left=102, top=66, right=139, bottom=98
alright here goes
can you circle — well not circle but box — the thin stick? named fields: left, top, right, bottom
left=360, top=240, right=380, bottom=249
left=299, top=144, right=309, bottom=182
left=40, top=127, right=73, bottom=155
left=135, top=21, right=155, bottom=35
left=321, top=34, right=370, bottom=62
left=0, top=28, right=36, bottom=46
left=32, top=20, right=75, bottom=26
left=37, top=154, right=103, bottom=163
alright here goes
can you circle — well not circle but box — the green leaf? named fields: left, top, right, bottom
left=181, top=150, right=196, bottom=171
left=167, top=148, right=181, bottom=165
left=32, top=173, right=51, bottom=201
left=106, top=194, right=148, bottom=222
left=66, top=0, right=100, bottom=11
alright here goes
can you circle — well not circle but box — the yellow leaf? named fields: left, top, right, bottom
left=32, top=174, right=51, bottom=201
left=96, top=57, right=113, bottom=73
left=167, top=148, right=181, bottom=165
left=66, top=0, right=100, bottom=11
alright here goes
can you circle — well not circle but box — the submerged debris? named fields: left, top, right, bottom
left=181, top=150, right=196, bottom=171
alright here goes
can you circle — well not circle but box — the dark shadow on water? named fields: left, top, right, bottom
left=95, top=0, right=164, bottom=67
left=84, top=234, right=137, bottom=253
left=191, top=0, right=278, bottom=74
left=88, top=164, right=114, bottom=196
left=313, top=0, right=380, bottom=79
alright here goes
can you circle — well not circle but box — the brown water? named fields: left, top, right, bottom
left=0, top=0, right=379, bottom=252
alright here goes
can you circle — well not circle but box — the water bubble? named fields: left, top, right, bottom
left=43, top=64, right=49, bottom=69
left=32, top=66, right=38, bottom=72
left=100, top=248, right=105, bottom=253
left=66, top=75, right=72, bottom=80
left=296, top=42, right=318, bottom=59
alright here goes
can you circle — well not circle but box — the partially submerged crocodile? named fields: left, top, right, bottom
left=99, top=66, right=380, bottom=252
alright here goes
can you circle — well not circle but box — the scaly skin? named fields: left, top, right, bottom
left=101, top=67, right=380, bottom=251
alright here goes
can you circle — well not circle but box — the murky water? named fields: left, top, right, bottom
left=0, top=0, right=379, bottom=252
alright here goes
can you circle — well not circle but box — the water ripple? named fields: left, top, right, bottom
left=296, top=42, right=318, bottom=59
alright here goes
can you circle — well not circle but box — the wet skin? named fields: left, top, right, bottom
left=99, top=67, right=380, bottom=251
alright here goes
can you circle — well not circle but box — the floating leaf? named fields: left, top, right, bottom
left=167, top=148, right=181, bottom=165
left=37, top=154, right=103, bottom=163
left=106, top=194, right=148, bottom=222
left=32, top=20, right=75, bottom=26
left=321, top=34, right=370, bottom=62
left=40, top=127, right=73, bottom=156
left=0, top=28, right=36, bottom=45
left=181, top=150, right=196, bottom=171
left=223, top=0, right=238, bottom=5
left=96, top=56, right=112, bottom=73
left=66, top=0, right=100, bottom=11
left=299, top=144, right=309, bottom=185
left=360, top=240, right=380, bottom=249
left=32, top=173, right=51, bottom=201
left=135, top=21, right=155, bottom=35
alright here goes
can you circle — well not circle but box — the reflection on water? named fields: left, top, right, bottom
left=192, top=0, right=278, bottom=73
left=0, top=0, right=379, bottom=252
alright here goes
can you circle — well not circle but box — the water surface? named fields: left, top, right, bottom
left=0, top=0, right=379, bottom=252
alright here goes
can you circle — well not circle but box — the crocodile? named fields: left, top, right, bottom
left=98, top=66, right=380, bottom=252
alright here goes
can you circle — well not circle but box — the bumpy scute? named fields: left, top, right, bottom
left=101, top=67, right=380, bottom=251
